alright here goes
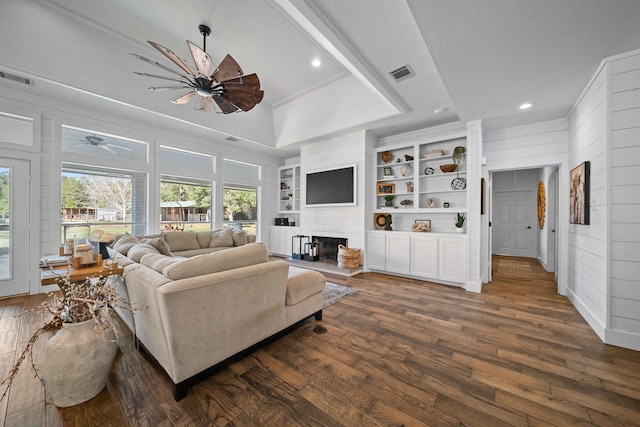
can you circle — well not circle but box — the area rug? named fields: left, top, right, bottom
left=323, top=282, right=358, bottom=308
left=494, top=258, right=537, bottom=279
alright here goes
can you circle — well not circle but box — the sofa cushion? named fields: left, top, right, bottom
left=247, top=234, right=256, bottom=244
left=162, top=242, right=269, bottom=280
left=127, top=243, right=160, bottom=263
left=285, top=267, right=326, bottom=305
left=232, top=230, right=248, bottom=246
left=112, top=235, right=140, bottom=255
left=141, top=237, right=172, bottom=256
left=163, top=231, right=199, bottom=252
left=140, top=253, right=183, bottom=273
left=209, top=228, right=234, bottom=248
left=195, top=231, right=212, bottom=248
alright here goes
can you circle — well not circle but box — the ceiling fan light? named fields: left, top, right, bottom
left=196, top=87, right=213, bottom=97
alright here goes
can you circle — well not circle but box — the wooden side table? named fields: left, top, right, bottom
left=41, top=263, right=124, bottom=286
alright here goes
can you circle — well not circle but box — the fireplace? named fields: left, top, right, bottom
left=311, top=236, right=347, bottom=261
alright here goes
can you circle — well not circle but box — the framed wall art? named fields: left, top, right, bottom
left=570, top=161, right=590, bottom=225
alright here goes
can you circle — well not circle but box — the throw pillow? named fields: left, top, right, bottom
left=112, top=235, right=139, bottom=255
left=163, top=231, right=199, bottom=252
left=127, top=243, right=160, bottom=263
left=209, top=228, right=234, bottom=248
left=141, top=237, right=172, bottom=256
left=232, top=229, right=248, bottom=246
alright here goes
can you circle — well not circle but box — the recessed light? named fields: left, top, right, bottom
left=311, top=59, right=321, bottom=68
left=519, top=102, right=533, bottom=110
left=434, top=107, right=449, bottom=115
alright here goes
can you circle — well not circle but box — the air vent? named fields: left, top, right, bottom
left=0, top=71, right=34, bottom=86
left=389, top=64, right=413, bottom=81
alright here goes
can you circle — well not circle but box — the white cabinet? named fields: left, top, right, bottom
left=386, top=234, right=411, bottom=274
left=438, top=237, right=466, bottom=283
left=366, top=232, right=386, bottom=270
left=269, top=226, right=300, bottom=256
left=278, top=165, right=300, bottom=213
left=366, top=231, right=466, bottom=285
left=410, top=234, right=438, bottom=279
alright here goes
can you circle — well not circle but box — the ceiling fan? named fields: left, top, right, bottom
left=131, top=25, right=263, bottom=114
left=71, top=135, right=133, bottom=156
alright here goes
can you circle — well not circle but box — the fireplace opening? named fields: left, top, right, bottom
left=312, top=236, right=348, bottom=261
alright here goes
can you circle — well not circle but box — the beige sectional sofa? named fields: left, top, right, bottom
left=107, top=229, right=326, bottom=400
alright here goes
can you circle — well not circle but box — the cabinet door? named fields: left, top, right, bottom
left=269, top=227, right=286, bottom=255
left=438, top=237, right=466, bottom=283
left=366, top=233, right=386, bottom=271
left=410, top=235, right=438, bottom=279
left=386, top=235, right=411, bottom=274
left=282, top=227, right=301, bottom=257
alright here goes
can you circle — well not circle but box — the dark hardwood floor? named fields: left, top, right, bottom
left=2, top=256, right=640, bottom=426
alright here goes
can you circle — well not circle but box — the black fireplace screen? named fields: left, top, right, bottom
left=311, top=236, right=348, bottom=260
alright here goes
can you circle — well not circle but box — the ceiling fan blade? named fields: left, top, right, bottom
left=187, top=41, right=212, bottom=76
left=71, top=142, right=86, bottom=148
left=98, top=145, right=118, bottom=156
left=213, top=96, right=240, bottom=114
left=200, top=97, right=214, bottom=112
left=171, top=91, right=197, bottom=104
left=105, top=144, right=133, bottom=152
left=148, top=41, right=197, bottom=77
left=131, top=53, right=191, bottom=80
left=133, top=72, right=193, bottom=85
left=148, top=85, right=193, bottom=91
left=221, top=74, right=263, bottom=111
left=255, top=90, right=264, bottom=104
left=212, top=54, right=243, bottom=83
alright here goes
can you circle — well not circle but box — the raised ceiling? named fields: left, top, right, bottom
left=1, top=0, right=639, bottom=156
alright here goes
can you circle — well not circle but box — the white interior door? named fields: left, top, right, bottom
left=0, top=158, right=30, bottom=297
left=493, top=190, right=535, bottom=257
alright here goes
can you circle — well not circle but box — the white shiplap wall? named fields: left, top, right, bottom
left=567, top=62, right=608, bottom=340
left=299, top=130, right=371, bottom=252
left=607, top=51, right=640, bottom=350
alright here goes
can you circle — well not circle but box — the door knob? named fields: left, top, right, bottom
left=527, top=226, right=532, bottom=229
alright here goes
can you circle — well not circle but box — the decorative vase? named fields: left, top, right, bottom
left=43, top=317, right=117, bottom=407
left=400, top=164, right=412, bottom=177
left=455, top=227, right=464, bottom=233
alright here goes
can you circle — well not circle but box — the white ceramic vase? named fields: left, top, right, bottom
left=43, top=318, right=117, bottom=407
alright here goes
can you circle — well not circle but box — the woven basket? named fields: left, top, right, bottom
left=337, top=244, right=361, bottom=269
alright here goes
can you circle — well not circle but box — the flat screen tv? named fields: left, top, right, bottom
left=305, top=165, right=356, bottom=207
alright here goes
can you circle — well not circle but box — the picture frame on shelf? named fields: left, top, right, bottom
left=376, top=182, right=395, bottom=195
left=383, top=167, right=393, bottom=177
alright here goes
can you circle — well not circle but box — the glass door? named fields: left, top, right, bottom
left=0, top=158, right=30, bottom=297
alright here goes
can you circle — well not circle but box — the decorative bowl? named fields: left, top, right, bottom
left=440, top=163, right=457, bottom=173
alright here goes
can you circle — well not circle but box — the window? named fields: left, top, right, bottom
left=61, top=164, right=147, bottom=242
left=223, top=185, right=257, bottom=235
left=160, top=176, right=213, bottom=232
left=222, top=159, right=260, bottom=236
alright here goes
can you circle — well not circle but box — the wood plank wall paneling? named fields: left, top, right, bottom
left=567, top=64, right=608, bottom=331
left=608, top=52, right=640, bottom=337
